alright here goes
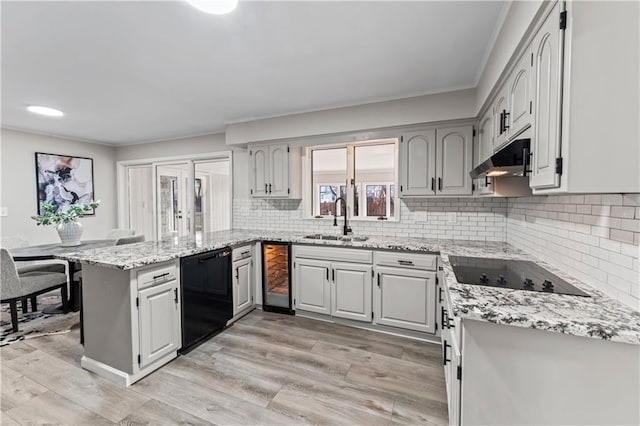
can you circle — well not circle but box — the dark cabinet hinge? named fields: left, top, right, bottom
left=293, top=298, right=296, bottom=306
left=436, top=276, right=439, bottom=285
left=400, top=136, right=403, bottom=143
left=287, top=146, right=290, bottom=153
left=288, top=188, right=290, bottom=194
left=400, top=185, right=403, bottom=192
left=457, top=365, right=462, bottom=380
left=371, top=311, right=374, bottom=320
left=560, top=10, right=567, bottom=30
left=555, top=157, right=563, bottom=175
left=472, top=183, right=476, bottom=192
left=435, top=322, right=438, bottom=331
left=371, top=269, right=374, bottom=278
left=250, top=188, right=253, bottom=195
left=472, top=127, right=476, bottom=137
left=249, top=150, right=252, bottom=156
left=137, top=354, right=141, bottom=364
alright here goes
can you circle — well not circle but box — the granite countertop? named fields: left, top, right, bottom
left=57, top=229, right=640, bottom=345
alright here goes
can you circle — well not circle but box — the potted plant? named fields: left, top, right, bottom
left=31, top=200, right=100, bottom=246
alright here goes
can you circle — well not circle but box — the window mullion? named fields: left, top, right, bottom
left=347, top=145, right=355, bottom=220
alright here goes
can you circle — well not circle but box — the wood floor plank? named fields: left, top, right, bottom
left=213, top=332, right=351, bottom=377
left=0, top=342, right=37, bottom=361
left=19, top=330, right=84, bottom=367
left=269, top=386, right=393, bottom=426
left=208, top=349, right=396, bottom=420
left=226, top=322, right=318, bottom=351
left=162, top=353, right=282, bottom=407
left=132, top=368, right=304, bottom=425
left=256, top=315, right=405, bottom=359
left=5, top=390, right=114, bottom=425
left=4, top=350, right=150, bottom=423
left=118, top=399, right=214, bottom=426
left=392, top=395, right=449, bottom=425
left=0, top=365, right=48, bottom=411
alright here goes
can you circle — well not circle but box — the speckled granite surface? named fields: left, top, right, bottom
left=57, top=229, right=640, bottom=345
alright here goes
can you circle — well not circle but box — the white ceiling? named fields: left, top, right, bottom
left=1, top=1, right=507, bottom=145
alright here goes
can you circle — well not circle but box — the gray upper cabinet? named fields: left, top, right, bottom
left=474, top=112, right=494, bottom=195
left=399, top=130, right=436, bottom=196
left=399, top=126, right=472, bottom=197
left=530, top=1, right=563, bottom=190
left=249, top=143, right=302, bottom=198
left=436, top=126, right=473, bottom=196
left=508, top=50, right=534, bottom=139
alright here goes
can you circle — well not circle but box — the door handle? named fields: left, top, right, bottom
left=174, top=288, right=178, bottom=304
left=431, top=177, right=435, bottom=191
left=269, top=183, right=272, bottom=194
left=377, top=273, right=381, bottom=287
left=438, top=177, right=442, bottom=191
left=265, top=183, right=268, bottom=193
left=438, top=287, right=444, bottom=303
left=235, top=267, right=239, bottom=281
left=443, top=340, right=451, bottom=365
left=326, top=268, right=329, bottom=281
left=332, top=269, right=335, bottom=282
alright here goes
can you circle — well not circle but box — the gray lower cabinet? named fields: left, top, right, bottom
left=331, top=262, right=373, bottom=322
left=138, top=280, right=181, bottom=369
left=374, top=266, right=437, bottom=333
left=295, top=257, right=331, bottom=315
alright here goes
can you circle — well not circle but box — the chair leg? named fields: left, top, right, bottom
left=30, top=296, right=37, bottom=312
left=21, top=297, right=28, bottom=314
left=9, top=300, right=19, bottom=333
left=61, top=284, right=69, bottom=314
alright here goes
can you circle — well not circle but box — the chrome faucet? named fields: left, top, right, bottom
left=333, top=197, right=352, bottom=236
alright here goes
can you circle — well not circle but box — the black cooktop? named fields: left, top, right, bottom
left=449, top=256, right=590, bottom=297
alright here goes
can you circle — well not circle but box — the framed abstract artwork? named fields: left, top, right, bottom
left=35, top=152, right=95, bottom=215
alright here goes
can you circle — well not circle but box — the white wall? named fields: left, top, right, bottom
left=474, top=0, right=543, bottom=112
left=225, top=89, right=477, bottom=145
left=0, top=128, right=117, bottom=245
left=507, top=194, right=640, bottom=310
left=115, top=133, right=249, bottom=199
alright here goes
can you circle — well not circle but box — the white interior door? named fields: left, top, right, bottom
left=156, top=163, right=190, bottom=239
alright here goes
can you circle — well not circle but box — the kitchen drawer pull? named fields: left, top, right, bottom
left=397, top=260, right=414, bottom=266
left=241, top=250, right=251, bottom=256
left=443, top=340, right=451, bottom=365
left=153, top=272, right=170, bottom=280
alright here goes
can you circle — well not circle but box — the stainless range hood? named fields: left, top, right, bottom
left=470, top=138, right=530, bottom=179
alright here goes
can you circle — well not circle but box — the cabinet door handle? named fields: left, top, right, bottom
left=265, top=183, right=268, bottom=193
left=443, top=340, right=451, bottom=365
left=438, top=178, right=442, bottom=191
left=269, top=183, right=272, bottom=194
left=503, top=111, right=510, bottom=130
left=326, top=268, right=329, bottom=281
left=522, top=147, right=532, bottom=177
left=174, top=288, right=178, bottom=304
left=438, top=287, right=444, bottom=303
left=377, top=273, right=381, bottom=287
left=431, top=177, right=435, bottom=191
left=332, top=269, right=335, bottom=282
left=441, top=306, right=447, bottom=328
left=235, top=267, right=239, bottom=281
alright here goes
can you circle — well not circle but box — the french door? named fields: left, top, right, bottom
left=120, top=154, right=232, bottom=241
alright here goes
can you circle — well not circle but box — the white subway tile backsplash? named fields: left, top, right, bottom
left=508, top=194, right=640, bottom=310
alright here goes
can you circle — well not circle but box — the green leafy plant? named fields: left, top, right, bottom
left=31, top=200, right=100, bottom=226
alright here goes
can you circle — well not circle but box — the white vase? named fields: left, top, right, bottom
left=57, top=221, right=83, bottom=247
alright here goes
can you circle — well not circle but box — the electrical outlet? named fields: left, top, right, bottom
left=446, top=212, right=457, bottom=223
left=0, top=207, right=7, bottom=217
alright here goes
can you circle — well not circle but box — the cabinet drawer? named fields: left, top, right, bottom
left=232, top=245, right=253, bottom=261
left=137, top=262, right=178, bottom=290
left=374, top=251, right=437, bottom=271
left=294, top=245, right=372, bottom=264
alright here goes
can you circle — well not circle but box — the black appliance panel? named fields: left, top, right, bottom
left=180, top=248, right=232, bottom=352
left=449, top=256, right=589, bottom=297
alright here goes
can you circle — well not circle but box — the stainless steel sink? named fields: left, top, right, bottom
left=304, top=234, right=369, bottom=242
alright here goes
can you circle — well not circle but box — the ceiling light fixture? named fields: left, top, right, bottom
left=27, top=105, right=64, bottom=117
left=186, top=0, right=238, bottom=15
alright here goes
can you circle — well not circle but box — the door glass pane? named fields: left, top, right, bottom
left=157, top=163, right=189, bottom=239
left=312, top=148, right=347, bottom=216
left=355, top=143, right=395, bottom=218
left=127, top=166, right=153, bottom=241
left=264, top=243, right=289, bottom=308
left=194, top=160, right=231, bottom=240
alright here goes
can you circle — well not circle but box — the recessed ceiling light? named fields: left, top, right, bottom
left=186, top=0, right=238, bottom=15
left=27, top=105, right=64, bottom=117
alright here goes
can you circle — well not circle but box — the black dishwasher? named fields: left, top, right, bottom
left=180, top=248, right=232, bottom=352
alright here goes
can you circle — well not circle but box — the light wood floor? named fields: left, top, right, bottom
left=0, top=310, right=448, bottom=425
